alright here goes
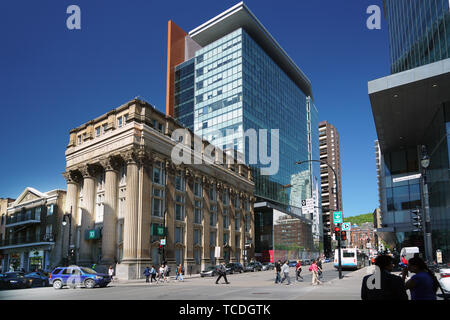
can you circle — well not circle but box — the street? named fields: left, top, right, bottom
left=0, top=263, right=359, bottom=300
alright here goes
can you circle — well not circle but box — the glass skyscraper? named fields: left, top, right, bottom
left=384, top=0, right=450, bottom=74
left=165, top=3, right=322, bottom=259
left=369, top=2, right=450, bottom=262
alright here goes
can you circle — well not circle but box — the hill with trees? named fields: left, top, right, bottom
left=343, top=213, right=373, bottom=226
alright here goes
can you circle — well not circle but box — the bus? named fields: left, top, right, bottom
left=334, top=248, right=367, bottom=270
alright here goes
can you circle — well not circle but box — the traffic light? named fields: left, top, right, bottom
left=340, top=231, right=347, bottom=241
left=411, top=208, right=422, bottom=232
left=334, top=226, right=340, bottom=240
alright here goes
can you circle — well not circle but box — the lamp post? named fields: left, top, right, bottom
left=295, top=159, right=343, bottom=279
left=420, top=146, right=433, bottom=263
left=62, top=206, right=73, bottom=266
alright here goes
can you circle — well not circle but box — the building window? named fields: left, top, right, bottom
left=152, top=188, right=164, bottom=217
left=235, top=235, right=240, bottom=248
left=96, top=127, right=101, bottom=137
left=118, top=117, right=123, bottom=128
left=176, top=248, right=184, bottom=265
left=194, top=229, right=201, bottom=245
left=245, top=215, right=250, bottom=232
left=153, top=162, right=165, bottom=185
left=194, top=180, right=202, bottom=197
left=118, top=188, right=126, bottom=219
left=223, top=190, right=229, bottom=206
left=102, top=123, right=108, bottom=134
left=209, top=185, right=216, bottom=202
left=152, top=119, right=164, bottom=132
left=45, top=205, right=52, bottom=216
left=235, top=213, right=240, bottom=231
left=223, top=209, right=229, bottom=229
left=124, top=114, right=129, bottom=122
left=175, top=226, right=184, bottom=244
left=175, top=195, right=185, bottom=221
left=233, top=196, right=240, bottom=209
left=78, top=135, right=82, bottom=145
left=175, top=171, right=185, bottom=192
left=223, top=233, right=229, bottom=246
left=194, top=248, right=201, bottom=265
left=210, top=231, right=216, bottom=246
left=210, top=212, right=217, bottom=227
left=194, top=200, right=202, bottom=224
left=96, top=194, right=104, bottom=222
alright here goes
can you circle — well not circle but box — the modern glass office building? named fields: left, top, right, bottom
left=165, top=2, right=322, bottom=260
left=384, top=0, right=450, bottom=74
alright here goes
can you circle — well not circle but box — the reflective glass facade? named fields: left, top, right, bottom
left=187, top=28, right=318, bottom=209
left=174, top=59, right=195, bottom=131
left=384, top=0, right=450, bottom=74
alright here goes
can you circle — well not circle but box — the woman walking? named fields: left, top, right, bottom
left=158, top=264, right=165, bottom=282
left=310, top=260, right=322, bottom=285
left=401, top=256, right=438, bottom=300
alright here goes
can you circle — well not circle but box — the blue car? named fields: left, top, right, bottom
left=50, top=266, right=111, bottom=289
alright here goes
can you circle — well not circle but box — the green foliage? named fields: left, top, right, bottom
left=343, top=213, right=373, bottom=226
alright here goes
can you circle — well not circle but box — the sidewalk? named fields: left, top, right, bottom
left=294, top=267, right=370, bottom=300
left=112, top=273, right=202, bottom=286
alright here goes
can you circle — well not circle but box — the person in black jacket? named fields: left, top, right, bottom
left=215, top=262, right=230, bottom=284
left=361, top=254, right=408, bottom=300
left=275, top=260, right=282, bottom=284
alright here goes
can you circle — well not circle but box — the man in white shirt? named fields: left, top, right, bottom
left=280, top=260, right=291, bottom=285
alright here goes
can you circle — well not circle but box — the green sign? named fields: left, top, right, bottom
left=333, top=211, right=343, bottom=224
left=85, top=229, right=101, bottom=240
left=151, top=225, right=167, bottom=236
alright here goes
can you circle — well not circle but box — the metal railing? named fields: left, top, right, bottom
left=0, top=233, right=55, bottom=247
left=6, top=211, right=41, bottom=225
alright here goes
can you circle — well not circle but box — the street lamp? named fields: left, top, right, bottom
left=295, top=159, right=343, bottom=279
left=420, top=146, right=433, bottom=263
left=62, top=206, right=73, bottom=266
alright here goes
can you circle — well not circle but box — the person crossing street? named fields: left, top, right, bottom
left=215, top=262, right=230, bottom=284
left=280, top=260, right=291, bottom=285
left=295, top=260, right=303, bottom=282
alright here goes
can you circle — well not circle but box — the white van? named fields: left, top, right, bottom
left=400, top=247, right=420, bottom=261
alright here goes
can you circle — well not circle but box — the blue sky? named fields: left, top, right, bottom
left=0, top=0, right=389, bottom=217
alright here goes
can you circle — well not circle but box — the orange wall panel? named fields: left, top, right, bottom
left=166, top=20, right=187, bottom=117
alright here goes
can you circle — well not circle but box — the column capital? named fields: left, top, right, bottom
left=62, top=170, right=82, bottom=184
left=122, top=148, right=139, bottom=165
left=100, top=155, right=122, bottom=172
left=165, top=159, right=176, bottom=174
left=79, top=164, right=100, bottom=179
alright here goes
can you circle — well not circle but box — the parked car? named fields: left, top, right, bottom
left=244, top=262, right=262, bottom=272
left=262, top=263, right=274, bottom=271
left=324, top=258, right=331, bottom=263
left=50, top=266, right=111, bottom=289
left=25, top=272, right=50, bottom=287
left=288, top=260, right=297, bottom=267
left=200, top=265, right=231, bottom=277
left=438, top=267, right=450, bottom=295
left=226, top=262, right=244, bottom=274
left=0, top=272, right=29, bottom=289
left=303, top=259, right=311, bottom=265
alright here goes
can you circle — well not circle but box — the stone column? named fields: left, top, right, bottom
left=136, top=150, right=152, bottom=277
left=78, top=164, right=97, bottom=265
left=100, top=156, right=120, bottom=267
left=117, top=149, right=140, bottom=280
left=62, top=171, right=81, bottom=262
left=184, top=168, right=195, bottom=270
left=201, top=177, right=211, bottom=271
left=164, top=161, right=176, bottom=268
left=230, top=189, right=237, bottom=263
left=217, top=182, right=224, bottom=263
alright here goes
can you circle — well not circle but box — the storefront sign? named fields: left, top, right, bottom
left=393, top=173, right=421, bottom=183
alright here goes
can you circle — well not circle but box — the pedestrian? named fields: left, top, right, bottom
left=176, top=264, right=184, bottom=281
left=401, top=256, right=438, bottom=300
left=215, top=262, right=230, bottom=284
left=275, top=260, right=282, bottom=284
left=150, top=265, right=157, bottom=283
left=400, top=255, right=408, bottom=268
left=361, top=254, right=408, bottom=300
left=108, top=265, right=114, bottom=282
left=316, top=258, right=323, bottom=280
left=9, top=264, right=14, bottom=272
left=280, top=260, right=291, bottom=285
left=158, top=265, right=165, bottom=282
left=144, top=266, right=151, bottom=283
left=164, top=264, right=170, bottom=282
left=295, top=260, right=303, bottom=282
left=309, top=260, right=322, bottom=285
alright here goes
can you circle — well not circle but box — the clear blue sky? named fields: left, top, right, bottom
left=0, top=0, right=389, bottom=217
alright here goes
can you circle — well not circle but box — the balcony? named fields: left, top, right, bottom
left=0, top=233, right=55, bottom=249
left=6, top=211, right=41, bottom=227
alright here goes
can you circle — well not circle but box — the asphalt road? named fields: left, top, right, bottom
left=0, top=263, right=357, bottom=300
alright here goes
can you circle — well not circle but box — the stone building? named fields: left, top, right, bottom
left=349, top=222, right=376, bottom=250
left=0, top=188, right=66, bottom=273
left=63, top=98, right=255, bottom=280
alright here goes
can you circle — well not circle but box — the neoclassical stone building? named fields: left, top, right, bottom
left=63, top=99, right=255, bottom=279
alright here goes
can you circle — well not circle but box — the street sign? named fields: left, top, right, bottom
left=333, top=211, right=343, bottom=224
left=160, top=239, right=166, bottom=246
left=215, top=246, right=221, bottom=258
left=301, top=198, right=315, bottom=214
left=342, top=222, right=351, bottom=231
